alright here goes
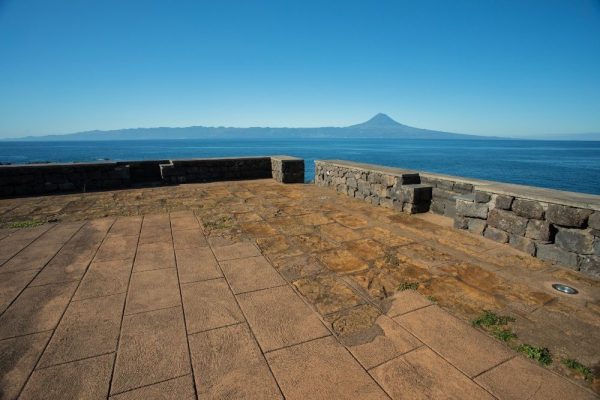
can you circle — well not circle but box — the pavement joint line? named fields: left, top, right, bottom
left=471, top=355, right=517, bottom=380
left=0, top=222, right=58, bottom=270
left=34, top=350, right=116, bottom=371
left=387, top=303, right=434, bottom=319
left=232, top=282, right=289, bottom=296
left=205, top=225, right=287, bottom=400
left=186, top=320, right=246, bottom=337
left=0, top=328, right=55, bottom=342
left=108, top=372, right=193, bottom=397
left=170, top=214, right=199, bottom=400
left=0, top=221, right=88, bottom=320
left=107, top=216, right=143, bottom=397
left=365, top=344, right=428, bottom=372
left=14, top=218, right=116, bottom=400
left=261, top=332, right=334, bottom=355
left=122, top=304, right=182, bottom=318
left=179, top=275, right=225, bottom=286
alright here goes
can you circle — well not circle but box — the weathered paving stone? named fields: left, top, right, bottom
left=508, top=235, right=536, bottom=256
left=266, top=336, right=388, bottom=400
left=475, top=356, right=597, bottom=400
left=320, top=223, right=361, bottom=243
left=357, top=227, right=414, bottom=247
left=94, top=235, right=138, bottom=262
left=20, top=353, right=114, bottom=400
left=172, top=228, right=207, bottom=249
left=0, top=331, right=51, bottom=400
left=344, top=238, right=386, bottom=261
left=220, top=255, right=285, bottom=294
left=138, top=227, right=172, bottom=245
left=512, top=198, right=545, bottom=219
left=74, top=259, right=133, bottom=300
left=371, top=347, right=495, bottom=400
left=125, top=268, right=180, bottom=315
left=382, top=289, right=433, bottom=317
left=483, top=226, right=509, bottom=243
left=0, top=281, right=77, bottom=339
left=181, top=279, right=244, bottom=333
left=175, top=246, right=222, bottom=283
left=525, top=219, right=552, bottom=241
left=237, top=285, right=330, bottom=352
left=211, top=241, right=261, bottom=261
left=133, top=242, right=175, bottom=272
left=546, top=204, right=592, bottom=228
left=109, top=375, right=196, bottom=400
left=189, top=324, right=282, bottom=399
left=293, top=274, right=364, bottom=315
left=108, top=216, right=142, bottom=237
left=555, top=227, right=595, bottom=254
left=270, top=254, right=326, bottom=281
left=396, top=306, right=513, bottom=377
left=318, top=248, right=369, bottom=274
left=494, top=194, right=514, bottom=210
left=0, top=269, right=37, bottom=314
left=330, top=213, right=368, bottom=229
left=169, top=214, right=200, bottom=231
left=536, top=243, right=579, bottom=268
left=38, top=293, right=125, bottom=367
left=487, top=208, right=528, bottom=235
left=111, top=307, right=190, bottom=394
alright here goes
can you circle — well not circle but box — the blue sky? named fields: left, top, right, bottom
left=0, top=0, right=599, bottom=138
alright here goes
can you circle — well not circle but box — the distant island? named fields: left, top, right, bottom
left=6, top=113, right=599, bottom=141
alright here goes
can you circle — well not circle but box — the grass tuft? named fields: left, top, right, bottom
left=492, top=329, right=518, bottom=342
left=397, top=281, right=419, bottom=291
left=8, top=220, right=44, bottom=229
left=517, top=344, right=552, bottom=365
left=426, top=296, right=437, bottom=303
left=562, top=358, right=593, bottom=380
left=472, top=310, right=515, bottom=328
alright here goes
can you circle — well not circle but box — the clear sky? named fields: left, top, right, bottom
left=0, top=0, right=599, bottom=138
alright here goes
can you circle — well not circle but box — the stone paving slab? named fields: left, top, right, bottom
left=0, top=180, right=598, bottom=399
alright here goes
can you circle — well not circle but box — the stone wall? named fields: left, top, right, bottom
left=0, top=156, right=303, bottom=198
left=314, top=160, right=432, bottom=214
left=454, top=183, right=600, bottom=277
left=420, top=172, right=490, bottom=218
left=159, top=157, right=272, bottom=184
left=271, top=156, right=305, bottom=183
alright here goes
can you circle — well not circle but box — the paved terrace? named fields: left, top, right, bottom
left=0, top=180, right=598, bottom=399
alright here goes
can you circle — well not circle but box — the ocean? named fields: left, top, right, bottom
left=1, top=139, right=599, bottom=195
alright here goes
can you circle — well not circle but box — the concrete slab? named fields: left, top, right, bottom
left=220, top=255, right=286, bottom=294
left=125, top=268, right=180, bottom=315
left=174, top=246, right=222, bottom=283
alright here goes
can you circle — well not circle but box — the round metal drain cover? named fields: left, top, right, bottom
left=552, top=283, right=578, bottom=295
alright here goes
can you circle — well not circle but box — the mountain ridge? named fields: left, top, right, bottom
left=6, top=113, right=597, bottom=141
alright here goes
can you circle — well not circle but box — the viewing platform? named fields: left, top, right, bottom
left=0, top=157, right=598, bottom=399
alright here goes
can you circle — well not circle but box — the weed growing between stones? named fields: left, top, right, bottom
left=383, top=252, right=400, bottom=267
left=472, top=310, right=517, bottom=342
left=8, top=219, right=44, bottom=228
left=517, top=344, right=552, bottom=365
left=562, top=358, right=593, bottom=381
left=397, top=281, right=419, bottom=291
left=426, top=296, right=437, bottom=303
left=202, top=215, right=233, bottom=231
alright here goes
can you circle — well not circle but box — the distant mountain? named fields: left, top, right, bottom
left=7, top=113, right=504, bottom=141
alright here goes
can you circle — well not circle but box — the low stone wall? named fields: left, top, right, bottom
left=455, top=183, right=600, bottom=277
left=159, top=157, right=272, bottom=184
left=271, top=156, right=305, bottom=183
left=0, top=156, right=304, bottom=198
left=420, top=172, right=491, bottom=218
left=314, top=159, right=599, bottom=278
left=314, top=160, right=432, bottom=213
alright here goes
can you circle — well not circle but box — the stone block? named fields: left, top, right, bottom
left=511, top=199, right=544, bottom=220
left=546, top=204, right=592, bottom=228
left=454, top=216, right=468, bottom=230
left=397, top=184, right=432, bottom=204
left=467, top=218, right=486, bottom=235
left=494, top=194, right=514, bottom=210
left=347, top=177, right=357, bottom=188
left=430, top=200, right=445, bottom=215
left=455, top=200, right=488, bottom=219
left=508, top=235, right=536, bottom=256
left=588, top=212, right=600, bottom=230
left=487, top=209, right=528, bottom=236
left=444, top=200, right=457, bottom=218
left=432, top=188, right=455, bottom=201
left=453, top=182, right=474, bottom=193
left=483, top=227, right=509, bottom=243
left=578, top=255, right=599, bottom=278
left=536, top=244, right=578, bottom=268
left=474, top=191, right=491, bottom=203
left=555, top=228, right=595, bottom=254
left=525, top=219, right=552, bottom=242
left=402, top=202, right=430, bottom=214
